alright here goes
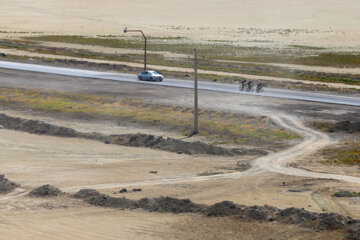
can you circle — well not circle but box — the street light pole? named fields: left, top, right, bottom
left=193, top=48, right=199, bottom=134
left=124, top=27, right=147, bottom=70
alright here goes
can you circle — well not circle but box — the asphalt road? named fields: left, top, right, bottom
left=1, top=61, right=359, bottom=106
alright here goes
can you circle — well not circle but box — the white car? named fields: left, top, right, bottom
left=137, top=70, right=164, bottom=81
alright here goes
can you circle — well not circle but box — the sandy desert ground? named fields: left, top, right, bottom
left=0, top=0, right=360, bottom=49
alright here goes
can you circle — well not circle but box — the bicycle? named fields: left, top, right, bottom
left=239, top=80, right=247, bottom=91
left=246, top=84, right=254, bottom=92
left=256, top=83, right=264, bottom=93
left=239, top=83, right=246, bottom=91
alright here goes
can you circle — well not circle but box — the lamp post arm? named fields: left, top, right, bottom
left=124, top=29, right=147, bottom=70
left=125, top=30, right=145, bottom=38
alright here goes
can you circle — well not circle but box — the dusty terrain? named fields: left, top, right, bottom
left=0, top=1, right=359, bottom=238
left=1, top=0, right=360, bottom=49
left=0, top=69, right=359, bottom=239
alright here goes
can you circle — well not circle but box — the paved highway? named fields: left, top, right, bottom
left=1, top=61, right=359, bottom=106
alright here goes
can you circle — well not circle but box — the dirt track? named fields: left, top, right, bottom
left=254, top=115, right=360, bottom=183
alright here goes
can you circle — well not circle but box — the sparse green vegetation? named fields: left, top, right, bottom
left=26, top=35, right=198, bottom=55
left=1, top=52, right=359, bottom=94
left=214, top=54, right=360, bottom=68
left=198, top=60, right=360, bottom=86
left=322, top=139, right=360, bottom=165
left=0, top=40, right=167, bottom=64
left=309, top=120, right=334, bottom=132
left=299, top=53, right=360, bottom=68
left=333, top=190, right=360, bottom=197
left=1, top=36, right=359, bottom=90
left=26, top=35, right=360, bottom=68
left=0, top=88, right=300, bottom=146
left=2, top=38, right=360, bottom=87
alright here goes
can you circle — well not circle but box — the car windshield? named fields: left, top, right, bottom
left=151, top=71, right=158, bottom=75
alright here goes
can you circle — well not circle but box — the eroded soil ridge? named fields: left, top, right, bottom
left=0, top=113, right=266, bottom=156
left=75, top=189, right=360, bottom=240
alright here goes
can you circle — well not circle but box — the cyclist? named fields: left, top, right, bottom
left=240, top=79, right=246, bottom=91
left=256, top=82, right=263, bottom=92
left=247, top=80, right=253, bottom=91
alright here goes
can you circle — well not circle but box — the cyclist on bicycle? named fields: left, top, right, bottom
left=240, top=79, right=246, bottom=90
left=247, top=81, right=253, bottom=91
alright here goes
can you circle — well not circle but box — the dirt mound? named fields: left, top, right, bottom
left=348, top=221, right=360, bottom=240
left=28, top=184, right=64, bottom=197
left=86, top=194, right=136, bottom=209
left=109, top=134, right=266, bottom=156
left=73, top=189, right=100, bottom=199
left=136, top=197, right=203, bottom=213
left=328, top=121, right=360, bottom=133
left=197, top=171, right=223, bottom=176
left=278, top=207, right=318, bottom=224
left=244, top=206, right=272, bottom=220
left=206, top=202, right=277, bottom=221
left=234, top=161, right=252, bottom=171
left=205, top=201, right=245, bottom=217
left=0, top=175, right=20, bottom=194
left=0, top=113, right=263, bottom=156
left=86, top=195, right=202, bottom=213
left=82, top=192, right=360, bottom=236
left=0, top=114, right=77, bottom=137
left=318, top=213, right=348, bottom=230
left=0, top=114, right=108, bottom=141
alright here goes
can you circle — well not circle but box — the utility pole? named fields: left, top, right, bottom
left=193, top=48, right=199, bottom=134
left=124, top=27, right=147, bottom=70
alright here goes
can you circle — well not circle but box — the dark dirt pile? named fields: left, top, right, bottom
left=28, top=184, right=64, bottom=197
left=136, top=196, right=203, bottom=213
left=0, top=113, right=78, bottom=137
left=74, top=190, right=360, bottom=239
left=73, top=189, right=100, bottom=199
left=328, top=121, right=360, bottom=133
left=348, top=221, right=360, bottom=240
left=79, top=191, right=202, bottom=213
left=86, top=194, right=136, bottom=209
left=205, top=201, right=245, bottom=216
left=109, top=134, right=266, bottom=156
left=0, top=175, right=20, bottom=194
left=0, top=113, right=107, bottom=141
left=234, top=161, right=252, bottom=171
left=0, top=113, right=266, bottom=156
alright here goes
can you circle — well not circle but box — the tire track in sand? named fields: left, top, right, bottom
left=253, top=115, right=360, bottom=184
